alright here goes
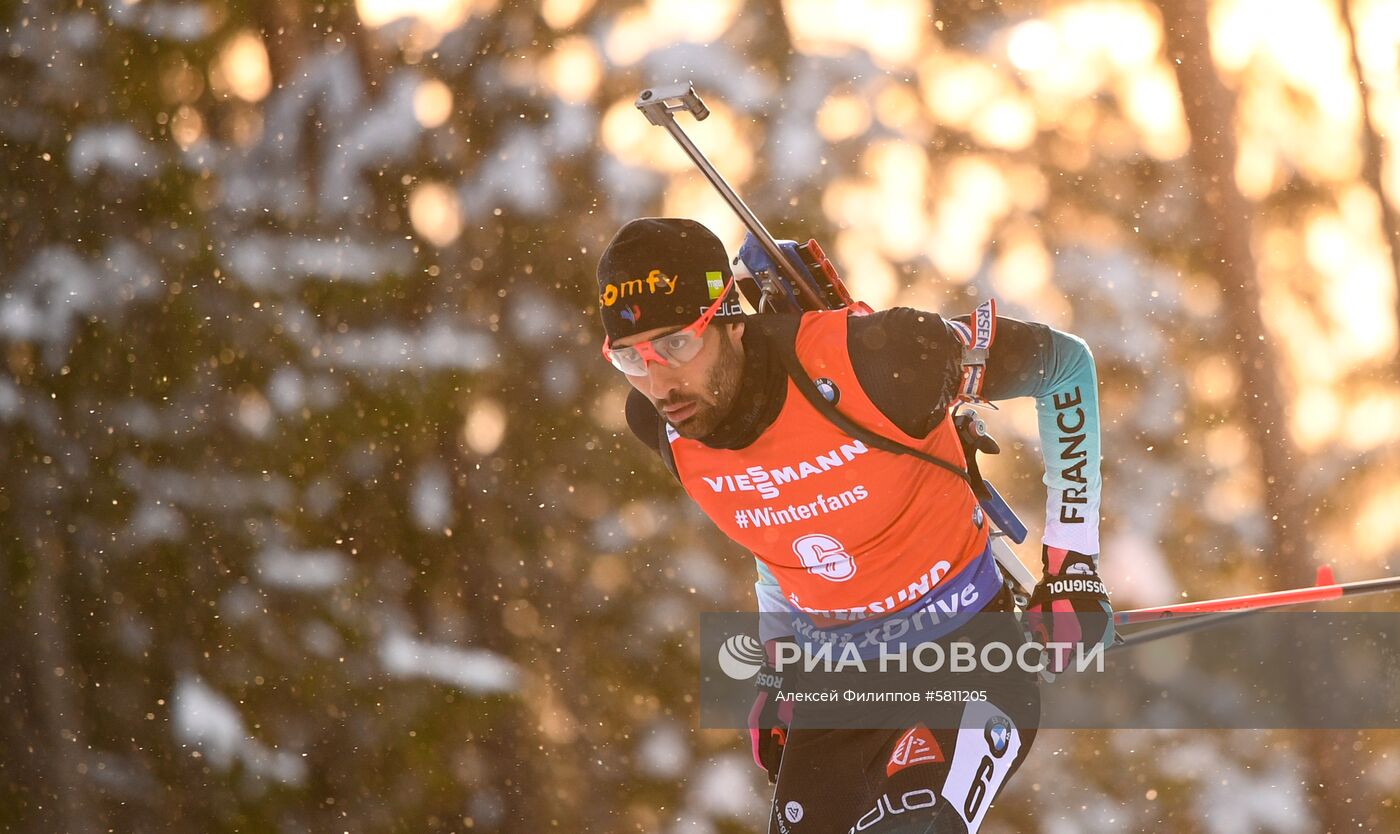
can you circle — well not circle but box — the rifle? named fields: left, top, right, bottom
left=635, top=82, right=869, bottom=317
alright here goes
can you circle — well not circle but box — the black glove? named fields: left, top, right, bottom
left=1026, top=546, right=1114, bottom=673
left=747, top=657, right=793, bottom=784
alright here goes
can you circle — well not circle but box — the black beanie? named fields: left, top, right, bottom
left=596, top=217, right=742, bottom=340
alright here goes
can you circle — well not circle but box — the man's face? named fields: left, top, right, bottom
left=612, top=322, right=746, bottom=439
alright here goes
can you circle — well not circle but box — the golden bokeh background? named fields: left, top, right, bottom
left=4, top=0, right=1399, bottom=831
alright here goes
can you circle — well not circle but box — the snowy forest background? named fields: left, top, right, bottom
left=4, top=0, right=1400, bottom=831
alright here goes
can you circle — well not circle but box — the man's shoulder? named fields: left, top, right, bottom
left=843, top=307, right=960, bottom=365
left=842, top=307, right=963, bottom=437
left=752, top=305, right=961, bottom=387
left=755, top=307, right=952, bottom=351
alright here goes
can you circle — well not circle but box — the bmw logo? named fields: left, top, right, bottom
left=984, top=715, right=1012, bottom=758
left=814, top=377, right=840, bottom=404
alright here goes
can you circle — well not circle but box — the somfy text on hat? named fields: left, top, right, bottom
left=596, top=217, right=742, bottom=340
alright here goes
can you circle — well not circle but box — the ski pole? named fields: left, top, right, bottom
left=634, top=82, right=827, bottom=312
left=1108, top=609, right=1256, bottom=652
left=1114, top=565, right=1400, bottom=628
left=1104, top=567, right=1400, bottom=651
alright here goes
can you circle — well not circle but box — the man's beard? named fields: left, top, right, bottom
left=662, top=334, right=744, bottom=440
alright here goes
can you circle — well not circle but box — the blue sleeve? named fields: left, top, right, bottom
left=981, top=323, right=1102, bottom=558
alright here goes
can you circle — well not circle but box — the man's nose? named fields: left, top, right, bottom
left=644, top=359, right=681, bottom=400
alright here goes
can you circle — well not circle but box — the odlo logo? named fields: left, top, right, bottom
left=599, top=269, right=678, bottom=306
left=848, top=789, right=939, bottom=832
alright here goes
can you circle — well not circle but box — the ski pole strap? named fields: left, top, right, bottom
left=762, top=317, right=972, bottom=486
left=947, top=298, right=997, bottom=405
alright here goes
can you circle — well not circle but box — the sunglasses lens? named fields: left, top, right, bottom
left=608, top=347, right=649, bottom=377
left=655, top=332, right=703, bottom=365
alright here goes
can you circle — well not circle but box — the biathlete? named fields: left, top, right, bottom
left=596, top=217, right=1113, bottom=833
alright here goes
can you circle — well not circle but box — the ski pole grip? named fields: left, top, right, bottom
left=636, top=82, right=710, bottom=125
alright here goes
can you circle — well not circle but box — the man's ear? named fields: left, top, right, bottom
left=727, top=321, right=745, bottom=345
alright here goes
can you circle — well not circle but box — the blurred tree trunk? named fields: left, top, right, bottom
left=1158, top=2, right=1361, bottom=831
left=20, top=478, right=99, bottom=834
left=1340, top=0, right=1400, bottom=369
left=250, top=0, right=309, bottom=82
left=1157, top=0, right=1314, bottom=588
